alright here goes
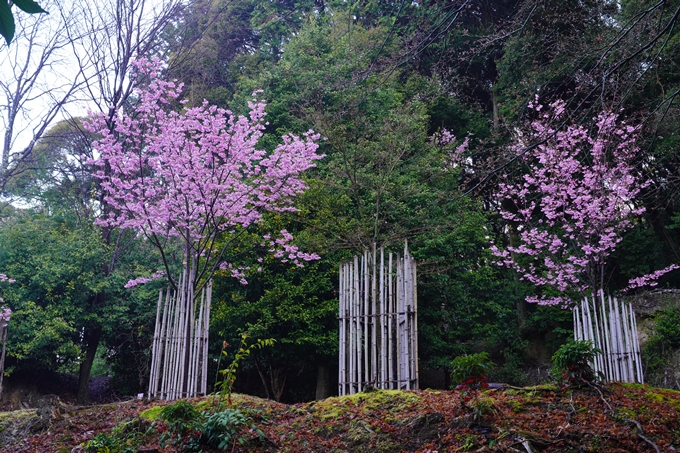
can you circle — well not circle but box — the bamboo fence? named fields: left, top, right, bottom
left=338, top=242, right=418, bottom=395
left=573, top=292, right=644, bottom=383
left=148, top=271, right=211, bottom=400
left=0, top=323, right=7, bottom=399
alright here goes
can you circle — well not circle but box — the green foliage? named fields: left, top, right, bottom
left=0, top=0, right=46, bottom=45
left=450, top=352, right=493, bottom=386
left=157, top=400, right=204, bottom=449
left=551, top=339, right=601, bottom=384
left=215, top=333, right=274, bottom=408
left=153, top=400, right=265, bottom=452
left=642, top=304, right=680, bottom=386
left=81, top=419, right=152, bottom=453
left=200, top=408, right=265, bottom=450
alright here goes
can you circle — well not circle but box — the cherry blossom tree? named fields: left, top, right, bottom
left=87, top=58, right=323, bottom=295
left=490, top=99, right=674, bottom=307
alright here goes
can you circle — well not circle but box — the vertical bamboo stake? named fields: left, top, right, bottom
left=630, top=304, right=644, bottom=383
left=607, top=295, right=619, bottom=381
left=363, top=251, right=369, bottom=387
left=380, top=247, right=386, bottom=389
left=371, top=244, right=377, bottom=385
left=412, top=250, right=419, bottom=390
left=338, top=263, right=345, bottom=396
left=621, top=299, right=635, bottom=382
left=388, top=251, right=393, bottom=389
left=397, top=254, right=404, bottom=389
left=600, top=290, right=614, bottom=381
left=148, top=289, right=163, bottom=398
left=0, top=325, right=8, bottom=400
left=353, top=255, right=360, bottom=393
left=202, top=281, right=212, bottom=395
left=591, top=296, right=605, bottom=377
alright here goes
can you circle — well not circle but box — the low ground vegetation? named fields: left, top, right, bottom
left=1, top=383, right=678, bottom=452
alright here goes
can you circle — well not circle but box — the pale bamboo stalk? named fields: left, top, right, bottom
left=371, top=244, right=377, bottom=385
left=0, top=326, right=8, bottom=400
left=630, top=304, right=644, bottom=383
left=411, top=251, right=419, bottom=390
left=396, top=254, right=403, bottom=389
left=188, top=288, right=203, bottom=397
left=342, top=262, right=348, bottom=395
left=621, top=299, right=635, bottom=383
left=163, top=287, right=177, bottom=399
left=403, top=245, right=411, bottom=389
left=573, top=304, right=580, bottom=341
left=614, top=295, right=626, bottom=381
left=363, top=251, right=369, bottom=387
left=380, top=247, right=386, bottom=390
left=591, top=296, right=605, bottom=378
left=338, top=262, right=345, bottom=396
left=174, top=274, right=186, bottom=399
left=202, top=281, right=212, bottom=395
left=608, top=295, right=620, bottom=381
left=348, top=261, right=355, bottom=395
left=352, top=255, right=358, bottom=393
left=388, top=252, right=393, bottom=389
left=148, top=289, right=163, bottom=398
left=161, top=287, right=176, bottom=399
left=605, top=295, right=615, bottom=381
left=173, top=272, right=187, bottom=399
left=618, top=297, right=629, bottom=382
left=599, top=292, right=613, bottom=382
left=583, top=299, right=598, bottom=376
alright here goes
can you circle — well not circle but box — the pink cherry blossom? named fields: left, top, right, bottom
left=492, top=100, right=651, bottom=307
left=86, top=58, right=323, bottom=289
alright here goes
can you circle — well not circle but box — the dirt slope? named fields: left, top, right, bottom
left=1, top=383, right=679, bottom=452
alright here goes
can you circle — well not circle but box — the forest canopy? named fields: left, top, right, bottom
left=2, top=0, right=680, bottom=403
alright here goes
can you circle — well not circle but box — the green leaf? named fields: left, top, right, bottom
left=0, top=0, right=15, bottom=45
left=12, top=0, right=46, bottom=14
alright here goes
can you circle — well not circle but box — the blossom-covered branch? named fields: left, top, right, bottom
left=87, top=58, right=323, bottom=289
left=491, top=99, right=647, bottom=306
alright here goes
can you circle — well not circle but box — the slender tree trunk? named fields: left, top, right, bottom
left=315, top=364, right=330, bottom=400
left=492, top=89, right=500, bottom=133
left=77, top=325, right=103, bottom=404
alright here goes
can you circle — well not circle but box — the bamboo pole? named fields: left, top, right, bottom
left=380, top=247, right=386, bottom=389
left=388, top=252, right=393, bottom=389
left=338, top=263, right=345, bottom=396
left=411, top=249, right=419, bottom=390
left=621, top=299, right=635, bottom=382
left=371, top=244, right=377, bottom=385
left=630, top=303, right=644, bottom=383
left=148, top=289, right=163, bottom=398
left=599, top=292, right=613, bottom=382
left=363, top=251, right=369, bottom=386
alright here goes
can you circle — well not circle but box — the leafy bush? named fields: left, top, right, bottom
left=642, top=304, right=680, bottom=387
left=201, top=408, right=265, bottom=450
left=450, top=352, right=493, bottom=388
left=551, top=339, right=601, bottom=384
left=157, top=400, right=204, bottom=450
left=81, top=419, right=152, bottom=452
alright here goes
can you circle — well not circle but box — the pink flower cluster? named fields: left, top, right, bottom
left=0, top=307, right=10, bottom=326
left=86, top=58, right=323, bottom=286
left=492, top=99, right=646, bottom=306
left=624, top=264, right=680, bottom=292
left=124, top=270, right=166, bottom=288
left=0, top=273, right=14, bottom=326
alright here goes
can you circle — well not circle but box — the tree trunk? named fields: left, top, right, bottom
left=315, top=364, right=330, bottom=400
left=77, top=325, right=102, bottom=404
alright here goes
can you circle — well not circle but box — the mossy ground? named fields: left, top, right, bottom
left=2, top=383, right=680, bottom=452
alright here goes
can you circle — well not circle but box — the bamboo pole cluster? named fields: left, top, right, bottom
left=148, top=273, right=212, bottom=400
left=338, top=242, right=418, bottom=396
left=0, top=324, right=7, bottom=398
left=573, top=291, right=644, bottom=383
